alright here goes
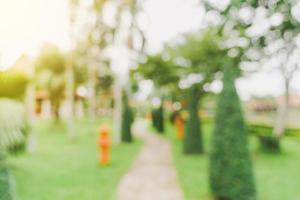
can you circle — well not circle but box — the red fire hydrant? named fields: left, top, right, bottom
left=97, top=124, right=111, bottom=166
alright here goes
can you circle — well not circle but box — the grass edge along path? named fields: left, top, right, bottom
left=117, top=119, right=184, bottom=200
left=8, top=118, right=142, bottom=200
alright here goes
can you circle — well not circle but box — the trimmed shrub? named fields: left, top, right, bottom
left=209, top=66, right=256, bottom=200
left=121, top=93, right=134, bottom=142
left=156, top=104, right=165, bottom=133
left=248, top=124, right=281, bottom=153
left=170, top=111, right=180, bottom=124
left=258, top=135, right=280, bottom=153
left=0, top=99, right=28, bottom=153
left=151, top=109, right=158, bottom=130
left=183, top=85, right=203, bottom=154
left=0, top=71, right=28, bottom=99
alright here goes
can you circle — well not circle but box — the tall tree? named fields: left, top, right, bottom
left=135, top=54, right=180, bottom=133
left=173, top=31, right=225, bottom=153
left=35, top=45, right=66, bottom=121
left=110, top=0, right=146, bottom=142
left=88, top=0, right=111, bottom=121
left=135, top=30, right=223, bottom=149
left=66, top=0, right=79, bottom=140
left=204, top=0, right=300, bottom=138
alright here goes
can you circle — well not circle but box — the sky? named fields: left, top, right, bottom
left=0, top=0, right=299, bottom=100
left=0, top=0, right=70, bottom=68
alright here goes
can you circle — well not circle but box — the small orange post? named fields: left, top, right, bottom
left=97, top=124, right=111, bottom=166
left=175, top=115, right=185, bottom=140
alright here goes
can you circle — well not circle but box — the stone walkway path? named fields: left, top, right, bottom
left=117, top=120, right=184, bottom=200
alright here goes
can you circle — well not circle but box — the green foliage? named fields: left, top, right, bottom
left=169, top=111, right=180, bottom=125
left=248, top=123, right=300, bottom=152
left=35, top=45, right=66, bottom=119
left=248, top=123, right=300, bottom=139
left=134, top=30, right=225, bottom=103
left=209, top=65, right=256, bottom=200
left=206, top=0, right=300, bottom=52
left=156, top=104, right=165, bottom=133
left=0, top=162, right=16, bottom=200
left=248, top=124, right=281, bottom=152
left=151, top=109, right=158, bottom=129
left=93, top=0, right=106, bottom=11
left=258, top=135, right=280, bottom=153
left=35, top=45, right=65, bottom=74
left=0, top=99, right=28, bottom=153
left=73, top=63, right=88, bottom=87
left=151, top=104, right=165, bottom=133
left=171, top=30, right=224, bottom=76
left=121, top=93, right=134, bottom=143
left=151, top=105, right=165, bottom=133
left=97, top=74, right=114, bottom=92
left=136, top=55, right=180, bottom=88
left=184, top=85, right=203, bottom=154
left=0, top=71, right=28, bottom=99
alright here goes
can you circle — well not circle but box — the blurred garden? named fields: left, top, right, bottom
left=1, top=0, right=300, bottom=200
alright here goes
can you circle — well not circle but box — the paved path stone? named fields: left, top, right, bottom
left=117, top=120, right=184, bottom=200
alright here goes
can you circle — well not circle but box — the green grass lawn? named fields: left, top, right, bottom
left=166, top=122, right=300, bottom=200
left=8, top=118, right=142, bottom=200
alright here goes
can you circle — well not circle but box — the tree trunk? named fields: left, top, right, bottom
left=25, top=80, right=36, bottom=153
left=66, top=63, right=75, bottom=140
left=51, top=99, right=60, bottom=122
left=121, top=92, right=134, bottom=142
left=273, top=78, right=290, bottom=138
left=88, top=61, right=97, bottom=122
left=113, top=78, right=122, bottom=143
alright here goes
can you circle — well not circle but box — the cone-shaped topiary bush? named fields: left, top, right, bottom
left=183, top=84, right=203, bottom=154
left=121, top=92, right=134, bottom=143
left=156, top=103, right=165, bottom=133
left=209, top=65, right=256, bottom=200
left=151, top=109, right=158, bottom=130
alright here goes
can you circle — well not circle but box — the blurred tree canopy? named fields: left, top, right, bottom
left=35, top=45, right=66, bottom=120
left=205, top=0, right=300, bottom=137
left=170, top=30, right=229, bottom=90
left=35, top=45, right=65, bottom=74
left=136, top=54, right=180, bottom=88
left=0, top=71, right=28, bottom=99
left=134, top=30, right=228, bottom=100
